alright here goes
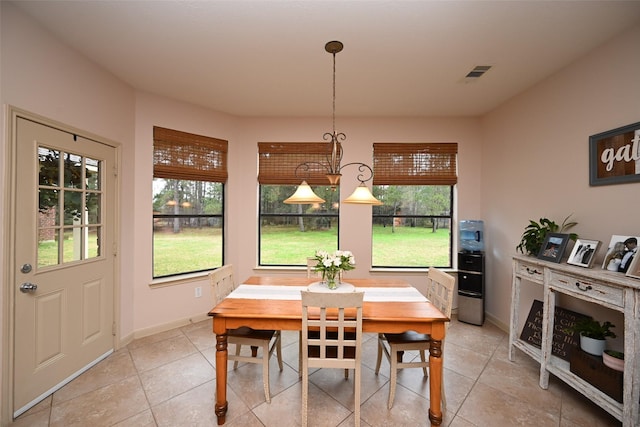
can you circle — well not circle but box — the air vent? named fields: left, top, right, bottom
left=465, top=65, right=492, bottom=79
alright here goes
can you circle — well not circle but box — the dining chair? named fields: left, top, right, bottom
left=209, top=264, right=283, bottom=403
left=306, top=257, right=320, bottom=278
left=375, top=267, right=455, bottom=409
left=300, top=258, right=350, bottom=378
left=300, top=290, right=364, bottom=427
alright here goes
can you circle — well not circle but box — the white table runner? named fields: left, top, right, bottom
left=229, top=284, right=428, bottom=302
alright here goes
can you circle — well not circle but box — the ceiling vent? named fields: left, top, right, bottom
left=462, top=65, right=492, bottom=83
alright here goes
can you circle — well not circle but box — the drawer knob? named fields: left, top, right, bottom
left=526, top=267, right=540, bottom=274
left=575, top=282, right=592, bottom=292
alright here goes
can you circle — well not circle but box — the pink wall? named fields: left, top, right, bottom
left=132, top=95, right=483, bottom=332
left=482, top=24, right=640, bottom=329
left=0, top=3, right=136, bottom=421
left=2, top=2, right=639, bottom=419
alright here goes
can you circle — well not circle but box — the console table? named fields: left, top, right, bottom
left=509, top=254, right=640, bottom=426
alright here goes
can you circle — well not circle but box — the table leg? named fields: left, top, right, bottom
left=215, top=332, right=228, bottom=425
left=428, top=326, right=444, bottom=426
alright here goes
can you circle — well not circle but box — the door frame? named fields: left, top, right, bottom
left=1, top=106, right=122, bottom=425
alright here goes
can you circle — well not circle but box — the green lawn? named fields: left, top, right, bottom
left=38, top=224, right=451, bottom=275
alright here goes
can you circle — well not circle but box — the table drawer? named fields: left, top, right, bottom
left=549, top=271, right=624, bottom=308
left=515, top=261, right=544, bottom=284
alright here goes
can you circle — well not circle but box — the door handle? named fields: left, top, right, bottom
left=19, top=283, right=38, bottom=293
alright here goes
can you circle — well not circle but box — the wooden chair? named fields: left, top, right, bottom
left=209, top=264, right=283, bottom=403
left=375, top=267, right=454, bottom=409
left=306, top=257, right=320, bottom=278
left=300, top=290, right=364, bottom=427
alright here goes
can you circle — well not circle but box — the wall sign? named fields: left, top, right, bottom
left=589, top=121, right=640, bottom=186
left=519, top=299, right=588, bottom=361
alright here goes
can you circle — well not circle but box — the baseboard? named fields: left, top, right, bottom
left=119, top=312, right=211, bottom=346
left=484, top=311, right=508, bottom=333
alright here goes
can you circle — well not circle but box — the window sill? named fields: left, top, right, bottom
left=149, top=271, right=211, bottom=288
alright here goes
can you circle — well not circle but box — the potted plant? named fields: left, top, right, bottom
left=516, top=214, right=578, bottom=255
left=564, top=318, right=616, bottom=356
left=602, top=349, right=624, bottom=371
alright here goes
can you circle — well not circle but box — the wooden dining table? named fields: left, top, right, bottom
left=208, top=276, right=449, bottom=426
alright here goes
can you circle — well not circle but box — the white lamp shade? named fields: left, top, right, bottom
left=342, top=183, right=383, bottom=205
left=284, top=181, right=326, bottom=204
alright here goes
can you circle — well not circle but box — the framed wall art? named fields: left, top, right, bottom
left=538, top=233, right=570, bottom=263
left=567, top=239, right=600, bottom=268
left=589, top=121, right=640, bottom=186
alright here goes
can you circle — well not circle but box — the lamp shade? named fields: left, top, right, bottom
left=342, top=183, right=383, bottom=205
left=284, top=181, right=326, bottom=204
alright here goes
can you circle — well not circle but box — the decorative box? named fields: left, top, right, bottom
left=569, top=347, right=623, bottom=403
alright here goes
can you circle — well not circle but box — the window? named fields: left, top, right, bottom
left=152, top=127, right=227, bottom=278
left=372, top=143, right=457, bottom=268
left=258, top=142, right=339, bottom=266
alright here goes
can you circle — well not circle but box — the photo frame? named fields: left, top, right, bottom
left=589, top=121, right=640, bottom=186
left=567, top=239, right=600, bottom=268
left=537, top=233, right=570, bottom=263
left=602, top=235, right=640, bottom=272
left=625, top=253, right=640, bottom=279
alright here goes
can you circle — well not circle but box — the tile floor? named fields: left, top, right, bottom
left=12, top=316, right=622, bottom=426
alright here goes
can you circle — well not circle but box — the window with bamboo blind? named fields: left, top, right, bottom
left=371, top=143, right=457, bottom=269
left=151, top=127, right=227, bottom=279
left=257, top=142, right=339, bottom=266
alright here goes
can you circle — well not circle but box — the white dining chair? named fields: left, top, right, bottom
left=300, top=290, right=364, bottom=427
left=209, top=264, right=283, bottom=403
left=375, top=267, right=454, bottom=409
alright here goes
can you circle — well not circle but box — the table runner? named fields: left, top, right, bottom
left=230, top=284, right=428, bottom=302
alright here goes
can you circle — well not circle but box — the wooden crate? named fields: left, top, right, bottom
left=569, top=348, right=623, bottom=403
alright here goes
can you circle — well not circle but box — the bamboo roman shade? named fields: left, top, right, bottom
left=373, top=143, right=458, bottom=185
left=153, top=126, right=228, bottom=182
left=258, top=142, right=337, bottom=185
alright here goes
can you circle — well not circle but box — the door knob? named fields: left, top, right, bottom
left=19, top=283, right=38, bottom=293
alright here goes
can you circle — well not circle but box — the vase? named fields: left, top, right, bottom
left=323, top=269, right=340, bottom=290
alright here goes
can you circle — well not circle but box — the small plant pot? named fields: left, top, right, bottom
left=579, top=334, right=606, bottom=356
left=602, top=350, right=624, bottom=372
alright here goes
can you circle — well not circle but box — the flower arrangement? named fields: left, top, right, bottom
left=312, top=250, right=356, bottom=289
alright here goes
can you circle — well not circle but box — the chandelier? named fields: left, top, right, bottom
left=284, top=41, right=382, bottom=205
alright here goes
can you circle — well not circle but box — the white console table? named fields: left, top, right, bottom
left=509, top=254, right=640, bottom=426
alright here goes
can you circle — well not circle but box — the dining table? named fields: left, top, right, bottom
left=208, top=276, right=449, bottom=426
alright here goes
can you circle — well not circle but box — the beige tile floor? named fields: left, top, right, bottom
left=12, top=316, right=622, bottom=427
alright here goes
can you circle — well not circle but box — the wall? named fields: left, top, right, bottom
left=482, top=24, right=640, bottom=334
left=0, top=3, right=135, bottom=421
left=132, top=97, right=483, bottom=332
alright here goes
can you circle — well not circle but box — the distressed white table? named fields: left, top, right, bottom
left=509, top=254, right=640, bottom=426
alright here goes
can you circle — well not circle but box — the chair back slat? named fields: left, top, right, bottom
left=209, top=264, right=236, bottom=304
left=426, top=267, right=455, bottom=318
left=301, top=291, right=363, bottom=369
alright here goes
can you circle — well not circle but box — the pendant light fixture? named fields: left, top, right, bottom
left=284, top=41, right=382, bottom=205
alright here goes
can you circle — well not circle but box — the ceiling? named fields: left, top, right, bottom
left=11, top=1, right=640, bottom=118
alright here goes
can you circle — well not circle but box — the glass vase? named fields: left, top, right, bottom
left=324, top=269, right=339, bottom=290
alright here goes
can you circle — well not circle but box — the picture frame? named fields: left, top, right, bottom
left=589, top=121, right=640, bottom=186
left=602, top=235, right=640, bottom=271
left=567, top=239, right=600, bottom=268
left=537, top=233, right=570, bottom=263
left=625, top=252, right=640, bottom=279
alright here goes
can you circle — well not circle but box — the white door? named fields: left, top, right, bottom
left=13, top=117, right=116, bottom=417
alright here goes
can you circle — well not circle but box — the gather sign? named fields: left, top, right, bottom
left=589, top=121, right=640, bottom=186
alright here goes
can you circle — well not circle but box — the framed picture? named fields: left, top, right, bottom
left=538, top=233, right=570, bottom=263
left=625, top=253, right=640, bottom=279
left=567, top=239, right=600, bottom=268
left=589, top=121, right=640, bottom=186
left=602, top=235, right=640, bottom=272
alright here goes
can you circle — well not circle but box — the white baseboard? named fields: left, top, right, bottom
left=118, top=313, right=211, bottom=347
